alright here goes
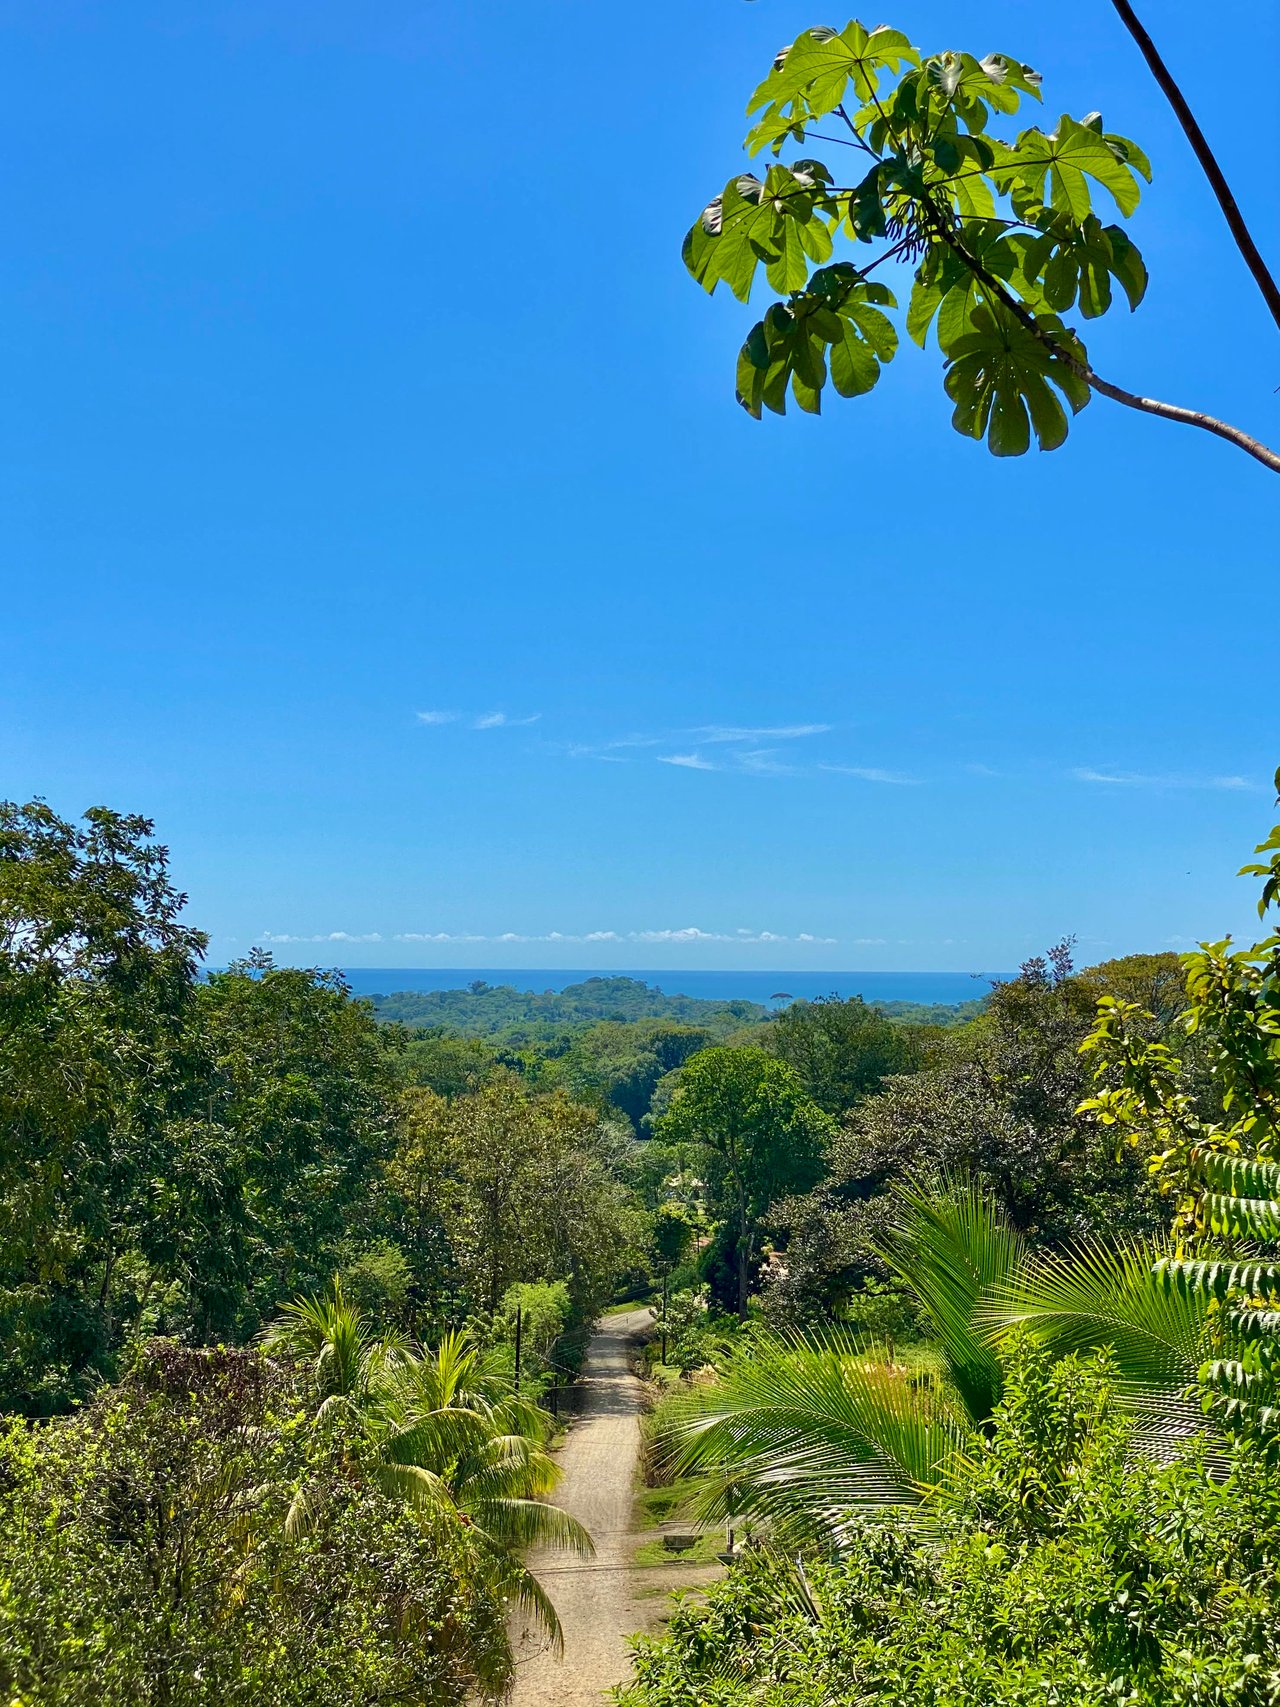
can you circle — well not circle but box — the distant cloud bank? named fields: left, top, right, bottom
left=261, top=926, right=838, bottom=947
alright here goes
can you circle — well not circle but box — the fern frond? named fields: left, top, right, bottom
left=1155, top=1258, right=1280, bottom=1301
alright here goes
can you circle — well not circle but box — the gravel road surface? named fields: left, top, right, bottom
left=509, top=1308, right=653, bottom=1706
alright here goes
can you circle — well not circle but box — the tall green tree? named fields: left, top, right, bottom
left=685, top=19, right=1279, bottom=471
left=191, top=953, right=400, bottom=1337
left=387, top=1080, right=643, bottom=1324
left=766, top=995, right=917, bottom=1115
left=657, top=1048, right=833, bottom=1318
left=0, top=799, right=406, bottom=1410
left=0, top=801, right=205, bottom=1413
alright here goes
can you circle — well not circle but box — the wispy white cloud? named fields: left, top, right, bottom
left=658, top=753, right=717, bottom=771
left=695, top=723, right=832, bottom=744
left=1072, top=767, right=1261, bottom=791
left=473, top=711, right=541, bottom=730
left=567, top=723, right=832, bottom=768
left=416, top=709, right=539, bottom=730
left=735, top=748, right=796, bottom=777
left=424, top=708, right=940, bottom=791
left=819, top=763, right=919, bottom=785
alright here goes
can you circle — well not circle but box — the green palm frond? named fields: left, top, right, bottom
left=273, top=1291, right=584, bottom=1640
left=673, top=1332, right=967, bottom=1544
left=380, top=1405, right=491, bottom=1472
left=455, top=1434, right=563, bottom=1502
left=467, top=1497, right=593, bottom=1556
left=265, top=1279, right=411, bottom=1404
left=987, top=1239, right=1210, bottom=1396
left=283, top=1479, right=330, bottom=1538
left=499, top=1559, right=566, bottom=1650
left=878, top=1175, right=1025, bottom=1423
left=373, top=1459, right=454, bottom=1517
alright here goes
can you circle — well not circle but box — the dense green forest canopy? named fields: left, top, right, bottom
left=378, top=977, right=987, bottom=1133
left=5, top=785, right=1280, bottom=1706
left=370, top=976, right=768, bottom=1036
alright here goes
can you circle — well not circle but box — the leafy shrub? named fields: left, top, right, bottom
left=646, top=1289, right=743, bottom=1383
left=0, top=1342, right=511, bottom=1706
left=488, top=1278, right=574, bottom=1396
left=618, top=1347, right=1280, bottom=1707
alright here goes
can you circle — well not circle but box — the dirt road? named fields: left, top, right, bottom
left=509, top=1308, right=652, bottom=1706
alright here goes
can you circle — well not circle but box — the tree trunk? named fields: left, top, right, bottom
left=734, top=1208, right=752, bottom=1322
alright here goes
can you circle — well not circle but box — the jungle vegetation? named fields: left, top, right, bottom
left=6, top=779, right=1279, bottom=1705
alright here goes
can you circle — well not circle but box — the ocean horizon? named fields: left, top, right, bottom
left=331, top=968, right=1010, bottom=1007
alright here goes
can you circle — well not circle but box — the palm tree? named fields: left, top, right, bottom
left=266, top=1284, right=592, bottom=1645
left=990, top=1148, right=1280, bottom=1441
left=668, top=1173, right=1256, bottom=1547
left=668, top=1178, right=1026, bottom=1544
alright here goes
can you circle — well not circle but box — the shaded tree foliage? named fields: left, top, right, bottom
left=0, top=802, right=402, bottom=1412
left=765, top=994, right=919, bottom=1114
left=384, top=1079, right=645, bottom=1327
left=0, top=802, right=206, bottom=1412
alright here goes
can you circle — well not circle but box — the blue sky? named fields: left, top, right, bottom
left=3, top=0, right=1277, bottom=973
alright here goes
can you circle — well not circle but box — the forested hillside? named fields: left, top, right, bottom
left=5, top=786, right=1280, bottom=1706
left=371, top=976, right=767, bottom=1035
left=374, top=977, right=982, bottom=1134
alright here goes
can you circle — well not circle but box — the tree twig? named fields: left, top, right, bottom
left=1084, top=374, right=1280, bottom=473
left=1106, top=0, right=1280, bottom=334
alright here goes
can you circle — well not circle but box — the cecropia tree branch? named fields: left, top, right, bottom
left=1107, top=0, right=1280, bottom=335
left=1084, top=373, right=1280, bottom=474
left=928, top=209, right=1280, bottom=474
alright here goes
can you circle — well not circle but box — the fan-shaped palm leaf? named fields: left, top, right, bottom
left=877, top=1175, right=1026, bottom=1423
left=983, top=1237, right=1217, bottom=1452
left=672, top=1331, right=968, bottom=1545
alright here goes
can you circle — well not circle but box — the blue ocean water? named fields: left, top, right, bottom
left=337, top=968, right=1009, bottom=1007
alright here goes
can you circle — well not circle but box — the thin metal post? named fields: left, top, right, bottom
left=661, top=1272, right=669, bottom=1364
